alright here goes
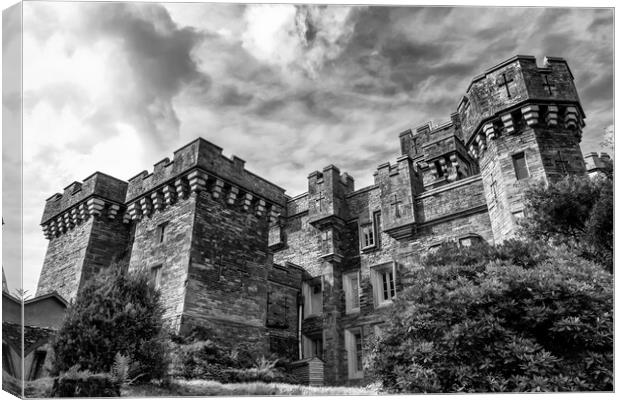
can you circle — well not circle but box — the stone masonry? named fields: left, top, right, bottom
left=36, top=55, right=596, bottom=386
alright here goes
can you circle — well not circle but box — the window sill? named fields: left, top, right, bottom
left=360, top=245, right=379, bottom=253
left=374, top=301, right=394, bottom=309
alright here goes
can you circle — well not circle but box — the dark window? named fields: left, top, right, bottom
left=373, top=211, right=382, bottom=248
left=434, top=160, right=444, bottom=177
left=512, top=152, right=529, bottom=180
left=381, top=271, right=396, bottom=300
left=354, top=332, right=363, bottom=372
left=28, top=350, right=47, bottom=380
left=156, top=222, right=168, bottom=243
left=150, top=265, right=162, bottom=289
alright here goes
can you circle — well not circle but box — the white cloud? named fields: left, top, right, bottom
left=241, top=5, right=299, bottom=70
left=241, top=5, right=357, bottom=79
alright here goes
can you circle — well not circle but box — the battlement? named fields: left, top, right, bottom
left=41, top=172, right=127, bottom=224
left=125, top=138, right=287, bottom=206
left=584, top=152, right=612, bottom=173
left=458, top=55, right=583, bottom=144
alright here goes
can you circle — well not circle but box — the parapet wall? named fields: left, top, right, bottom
left=584, top=152, right=612, bottom=173
left=41, top=172, right=127, bottom=224
left=126, top=138, right=287, bottom=206
left=458, top=55, right=583, bottom=145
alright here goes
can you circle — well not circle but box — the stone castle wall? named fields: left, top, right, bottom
left=36, top=55, right=593, bottom=386
left=126, top=193, right=195, bottom=328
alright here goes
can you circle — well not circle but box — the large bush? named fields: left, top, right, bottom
left=172, top=338, right=297, bottom=384
left=366, top=250, right=613, bottom=392
left=422, top=238, right=548, bottom=269
left=520, top=175, right=613, bottom=272
left=52, top=268, right=169, bottom=382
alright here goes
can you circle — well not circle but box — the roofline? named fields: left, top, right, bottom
left=465, top=55, right=537, bottom=93
left=24, top=291, right=69, bottom=307
left=2, top=290, right=20, bottom=304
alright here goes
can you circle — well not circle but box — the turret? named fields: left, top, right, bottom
left=584, top=152, right=612, bottom=178
left=307, top=165, right=354, bottom=261
left=37, top=172, right=130, bottom=301
left=375, top=155, right=421, bottom=240
left=458, top=55, right=587, bottom=241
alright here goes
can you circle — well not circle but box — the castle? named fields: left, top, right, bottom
left=34, top=55, right=610, bottom=386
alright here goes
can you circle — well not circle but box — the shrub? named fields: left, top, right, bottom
left=52, top=267, right=169, bottom=382
left=422, top=241, right=495, bottom=267
left=520, top=175, right=613, bottom=272
left=422, top=239, right=548, bottom=269
left=50, top=366, right=120, bottom=397
left=367, top=250, right=613, bottom=393
left=175, top=340, right=233, bottom=380
left=172, top=338, right=297, bottom=384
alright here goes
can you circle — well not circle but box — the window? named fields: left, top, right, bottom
left=434, top=160, right=444, bottom=177
left=512, top=152, right=529, bottom=180
left=343, top=271, right=361, bottom=314
left=150, top=265, right=163, bottom=289
left=345, top=329, right=364, bottom=379
left=360, top=224, right=375, bottom=249
left=156, top=222, right=168, bottom=243
left=373, top=211, right=382, bottom=248
left=320, top=230, right=332, bottom=255
left=303, top=279, right=323, bottom=318
left=359, top=211, right=382, bottom=251
left=302, top=334, right=323, bottom=359
left=459, top=234, right=482, bottom=248
left=371, top=263, right=396, bottom=307
left=28, top=350, right=47, bottom=381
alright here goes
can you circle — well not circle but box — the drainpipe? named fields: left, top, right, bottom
left=298, top=292, right=303, bottom=359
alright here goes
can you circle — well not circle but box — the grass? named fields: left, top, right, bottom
left=14, top=375, right=378, bottom=397
left=124, top=379, right=378, bottom=396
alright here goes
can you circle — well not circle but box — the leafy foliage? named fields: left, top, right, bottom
left=50, top=366, right=121, bottom=397
left=172, top=338, right=296, bottom=384
left=423, top=238, right=548, bottom=269
left=520, top=175, right=613, bottom=272
left=366, top=249, right=613, bottom=393
left=52, top=268, right=169, bottom=382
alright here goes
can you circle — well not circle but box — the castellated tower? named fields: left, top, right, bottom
left=37, top=173, right=130, bottom=301
left=122, top=139, right=288, bottom=346
left=38, top=139, right=293, bottom=353
left=458, top=55, right=587, bottom=242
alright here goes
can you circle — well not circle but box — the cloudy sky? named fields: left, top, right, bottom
left=2, top=1, right=614, bottom=294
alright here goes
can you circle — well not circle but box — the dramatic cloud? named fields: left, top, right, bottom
left=241, top=5, right=357, bottom=79
left=10, top=2, right=614, bottom=295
